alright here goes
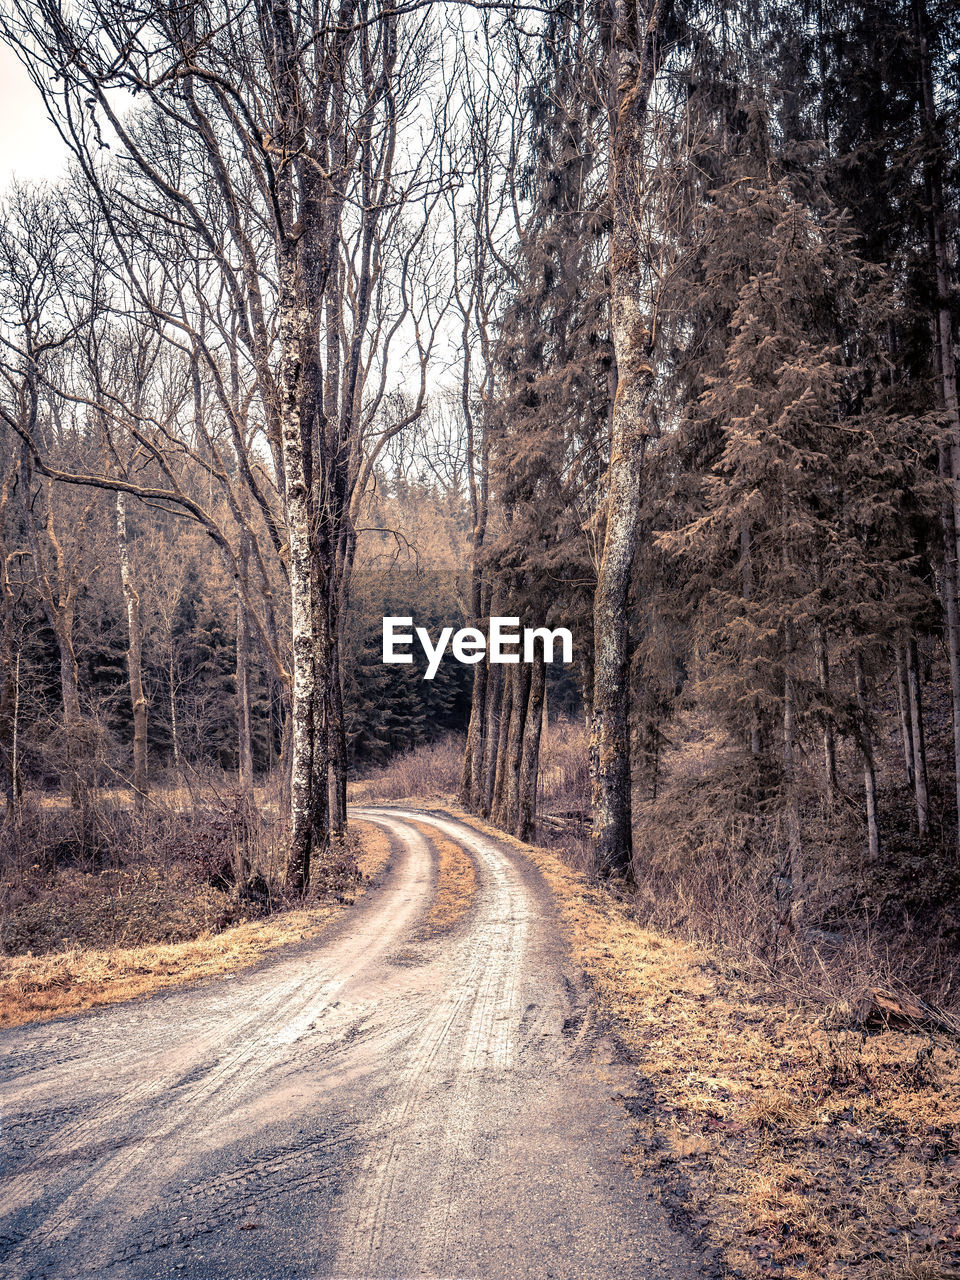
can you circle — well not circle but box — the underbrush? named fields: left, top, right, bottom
left=503, top=710, right=960, bottom=1017
left=0, top=780, right=362, bottom=961
left=348, top=734, right=464, bottom=803
left=526, top=716, right=960, bottom=1277
left=627, top=740, right=960, bottom=1018
left=0, top=814, right=391, bottom=1027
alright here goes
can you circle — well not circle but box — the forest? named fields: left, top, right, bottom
left=2, top=0, right=960, bottom=1275
left=3, top=0, right=959, bottom=961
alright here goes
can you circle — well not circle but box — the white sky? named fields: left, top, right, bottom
left=0, top=44, right=70, bottom=189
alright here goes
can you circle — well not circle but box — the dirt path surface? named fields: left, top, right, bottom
left=0, top=808, right=700, bottom=1280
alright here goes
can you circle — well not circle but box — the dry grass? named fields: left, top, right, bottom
left=451, top=806, right=960, bottom=1280
left=348, top=736, right=464, bottom=804
left=0, top=819, right=392, bottom=1029
left=410, top=819, right=477, bottom=936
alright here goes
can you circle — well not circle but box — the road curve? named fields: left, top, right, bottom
left=0, top=807, right=699, bottom=1279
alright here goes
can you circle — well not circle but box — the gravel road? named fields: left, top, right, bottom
left=0, top=808, right=700, bottom=1279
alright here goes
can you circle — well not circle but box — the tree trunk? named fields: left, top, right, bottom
left=491, top=667, right=514, bottom=823
left=782, top=619, right=796, bottom=787
left=500, top=663, right=531, bottom=833
left=813, top=621, right=837, bottom=807
left=236, top=530, right=254, bottom=798
left=855, top=650, right=880, bottom=860
left=780, top=614, right=802, bottom=896
left=460, top=658, right=488, bottom=812
left=916, top=0, right=960, bottom=850
left=11, top=649, right=21, bottom=813
left=481, top=663, right=502, bottom=818
left=937, top=494, right=960, bottom=846
left=0, top=644, right=18, bottom=818
left=471, top=583, right=495, bottom=807
left=741, top=519, right=762, bottom=757
left=278, top=243, right=318, bottom=894
left=0, top=478, right=20, bottom=815
left=169, top=647, right=181, bottom=779
left=516, top=655, right=546, bottom=841
left=460, top=449, right=490, bottom=812
left=116, top=493, right=148, bottom=803
left=906, top=636, right=930, bottom=838
left=327, top=631, right=348, bottom=837
left=894, top=637, right=916, bottom=790
left=590, top=0, right=666, bottom=879
left=309, top=547, right=331, bottom=871
left=56, top=622, right=85, bottom=810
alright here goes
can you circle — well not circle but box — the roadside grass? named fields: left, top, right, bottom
left=347, top=736, right=463, bottom=803
left=0, top=820, right=392, bottom=1029
left=409, top=819, right=477, bottom=936
left=449, top=805, right=960, bottom=1280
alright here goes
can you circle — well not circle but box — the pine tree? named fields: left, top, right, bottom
left=660, top=165, right=939, bottom=862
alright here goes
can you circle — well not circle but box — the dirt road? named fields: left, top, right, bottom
left=0, top=808, right=700, bottom=1279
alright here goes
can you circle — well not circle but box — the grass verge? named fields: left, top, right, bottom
left=450, top=805, right=960, bottom=1280
left=409, top=818, right=477, bottom=936
left=0, top=820, right=393, bottom=1029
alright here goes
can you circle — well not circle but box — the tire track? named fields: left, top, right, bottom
left=331, top=811, right=533, bottom=1277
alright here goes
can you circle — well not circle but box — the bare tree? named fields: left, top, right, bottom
left=3, top=0, right=451, bottom=889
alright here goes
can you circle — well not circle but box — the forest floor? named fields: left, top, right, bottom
left=450, top=807, right=960, bottom=1280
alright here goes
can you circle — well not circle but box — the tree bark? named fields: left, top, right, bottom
left=461, top=656, right=487, bottom=812
left=116, top=494, right=148, bottom=803
left=906, top=636, right=930, bottom=838
left=517, top=655, right=546, bottom=841
left=937, top=494, right=960, bottom=843
left=813, top=621, right=837, bottom=807
left=169, top=647, right=181, bottom=779
left=462, top=572, right=493, bottom=815
left=780, top=614, right=802, bottom=895
left=590, top=0, right=666, bottom=878
left=500, top=663, right=532, bottom=833
left=740, top=519, right=762, bottom=757
left=916, top=0, right=960, bottom=849
left=0, top=473, right=21, bottom=816
left=327, top=630, right=348, bottom=837
left=855, top=650, right=881, bottom=860
left=236, top=529, right=254, bottom=798
left=278, top=241, right=318, bottom=893
left=782, top=618, right=796, bottom=787
left=491, top=667, right=514, bottom=823
left=481, top=663, right=503, bottom=818
left=894, top=637, right=916, bottom=790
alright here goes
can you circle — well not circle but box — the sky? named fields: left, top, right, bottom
left=0, top=44, right=70, bottom=189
